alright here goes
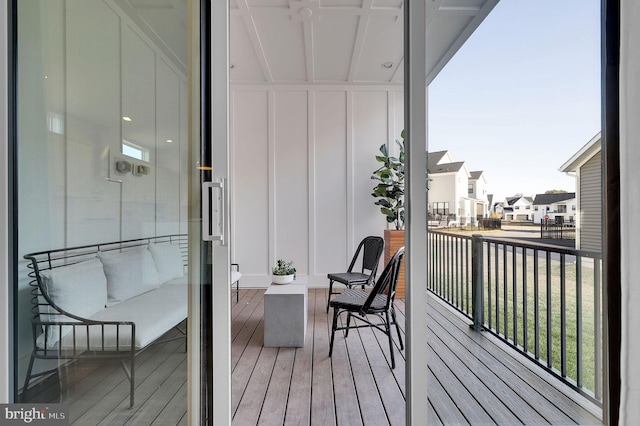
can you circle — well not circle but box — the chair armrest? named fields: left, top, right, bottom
left=231, top=263, right=242, bottom=284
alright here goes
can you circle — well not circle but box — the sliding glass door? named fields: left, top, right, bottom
left=12, top=0, right=230, bottom=423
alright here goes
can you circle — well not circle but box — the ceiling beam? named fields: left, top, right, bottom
left=303, top=22, right=315, bottom=81
left=347, top=0, right=373, bottom=82
left=236, top=0, right=274, bottom=82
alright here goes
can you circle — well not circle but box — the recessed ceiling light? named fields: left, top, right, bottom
left=381, top=62, right=394, bottom=69
left=122, top=116, right=132, bottom=122
left=166, top=139, right=173, bottom=143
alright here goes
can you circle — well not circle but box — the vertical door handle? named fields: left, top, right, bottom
left=202, top=179, right=225, bottom=245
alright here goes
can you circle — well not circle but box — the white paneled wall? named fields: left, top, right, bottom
left=231, top=86, right=404, bottom=287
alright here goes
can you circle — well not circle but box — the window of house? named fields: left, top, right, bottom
left=572, top=205, right=577, bottom=211
left=515, top=206, right=520, bottom=210
left=433, top=202, right=449, bottom=215
left=535, top=206, right=539, bottom=211
left=526, top=206, right=531, bottom=210
left=557, top=205, right=567, bottom=213
left=468, top=184, right=473, bottom=194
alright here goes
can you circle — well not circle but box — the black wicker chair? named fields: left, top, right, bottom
left=328, top=246, right=404, bottom=368
left=326, top=236, right=384, bottom=312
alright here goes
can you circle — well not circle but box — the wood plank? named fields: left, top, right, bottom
left=283, top=289, right=314, bottom=426
left=231, top=314, right=267, bottom=416
left=428, top=295, right=600, bottom=424
left=70, top=338, right=185, bottom=425
left=342, top=315, right=390, bottom=425
left=123, top=358, right=187, bottom=425
left=232, top=342, right=279, bottom=425
left=427, top=348, right=496, bottom=424
left=232, top=292, right=265, bottom=371
left=258, top=348, right=295, bottom=424
left=310, top=288, right=337, bottom=426
left=92, top=341, right=186, bottom=425
left=427, top=324, right=523, bottom=424
left=329, top=312, right=364, bottom=426
left=427, top=307, right=550, bottom=424
left=65, top=339, right=181, bottom=423
left=355, top=316, right=405, bottom=426
left=427, top=367, right=469, bottom=425
left=151, top=381, right=188, bottom=425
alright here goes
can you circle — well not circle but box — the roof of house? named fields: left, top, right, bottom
left=533, top=192, right=576, bottom=205
left=505, top=195, right=533, bottom=205
left=559, top=132, right=601, bottom=173
left=429, top=161, right=465, bottom=174
left=427, top=151, right=449, bottom=170
left=469, top=171, right=483, bottom=180
left=505, top=197, right=520, bottom=205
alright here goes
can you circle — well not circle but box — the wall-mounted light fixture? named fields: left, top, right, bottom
left=115, top=158, right=132, bottom=174
left=133, top=164, right=151, bottom=176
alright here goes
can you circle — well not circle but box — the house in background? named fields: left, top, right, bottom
left=503, top=195, right=534, bottom=221
left=490, top=198, right=504, bottom=218
left=469, top=170, right=490, bottom=218
left=559, top=132, right=602, bottom=252
left=427, top=150, right=490, bottom=224
left=532, top=192, right=577, bottom=224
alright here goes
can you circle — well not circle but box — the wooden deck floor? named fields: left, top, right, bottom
left=25, top=288, right=603, bottom=425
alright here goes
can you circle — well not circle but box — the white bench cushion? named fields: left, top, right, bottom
left=56, top=281, right=187, bottom=351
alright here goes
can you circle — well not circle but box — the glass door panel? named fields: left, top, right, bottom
left=14, top=0, right=207, bottom=423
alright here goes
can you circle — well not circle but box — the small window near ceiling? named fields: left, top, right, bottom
left=122, top=140, right=149, bottom=162
left=47, top=111, right=65, bottom=135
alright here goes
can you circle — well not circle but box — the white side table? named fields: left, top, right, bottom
left=263, top=280, right=307, bottom=347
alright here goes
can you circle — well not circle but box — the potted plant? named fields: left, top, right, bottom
left=371, top=131, right=405, bottom=230
left=371, top=131, right=406, bottom=297
left=272, top=259, right=296, bottom=285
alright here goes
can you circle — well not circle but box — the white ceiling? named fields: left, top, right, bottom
left=116, top=0, right=499, bottom=85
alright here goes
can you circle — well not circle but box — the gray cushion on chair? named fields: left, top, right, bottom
left=331, top=288, right=387, bottom=310
left=327, top=272, right=370, bottom=284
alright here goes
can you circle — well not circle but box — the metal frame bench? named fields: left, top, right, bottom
left=22, top=234, right=188, bottom=407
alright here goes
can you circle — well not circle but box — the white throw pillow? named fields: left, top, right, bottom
left=148, top=243, right=184, bottom=283
left=99, top=248, right=162, bottom=304
left=39, top=258, right=108, bottom=347
left=40, top=258, right=108, bottom=318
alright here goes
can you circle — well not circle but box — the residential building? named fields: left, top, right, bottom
left=532, top=192, right=577, bottom=224
left=559, top=132, right=602, bottom=252
left=469, top=170, right=490, bottom=218
left=503, top=195, right=534, bottom=221
left=490, top=199, right=505, bottom=218
left=428, top=151, right=490, bottom=224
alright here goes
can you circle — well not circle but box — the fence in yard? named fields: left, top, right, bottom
left=540, top=219, right=576, bottom=240
left=427, top=230, right=603, bottom=405
left=427, top=215, right=501, bottom=231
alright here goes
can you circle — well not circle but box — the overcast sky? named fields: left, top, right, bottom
left=428, top=0, right=601, bottom=202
